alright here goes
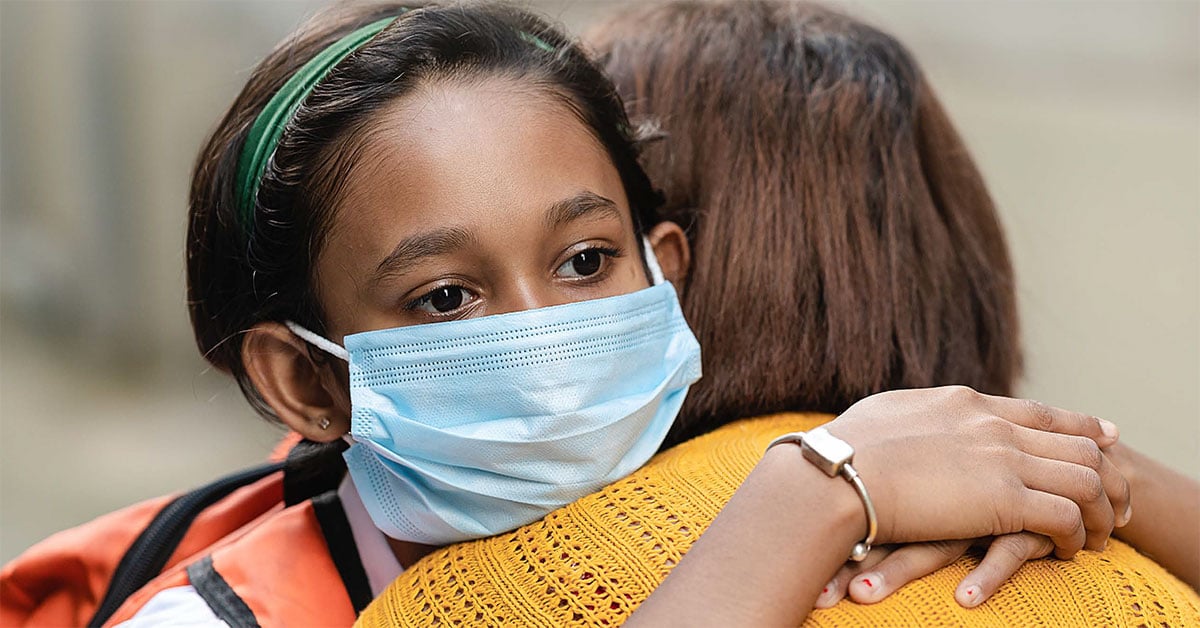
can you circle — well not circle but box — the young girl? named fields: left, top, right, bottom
left=1, top=3, right=1133, bottom=626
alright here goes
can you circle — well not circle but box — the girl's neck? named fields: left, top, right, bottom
left=388, top=536, right=438, bottom=569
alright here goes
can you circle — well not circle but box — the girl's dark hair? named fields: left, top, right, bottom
left=590, top=1, right=1022, bottom=444
left=188, top=2, right=660, bottom=420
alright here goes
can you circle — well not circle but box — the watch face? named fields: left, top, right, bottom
left=800, top=427, right=855, bottom=477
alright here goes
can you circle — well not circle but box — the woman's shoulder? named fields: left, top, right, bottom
left=659, top=412, right=835, bottom=463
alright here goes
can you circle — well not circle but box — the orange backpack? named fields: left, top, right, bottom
left=0, top=435, right=371, bottom=627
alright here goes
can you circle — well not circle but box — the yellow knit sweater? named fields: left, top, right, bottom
left=357, top=413, right=1200, bottom=627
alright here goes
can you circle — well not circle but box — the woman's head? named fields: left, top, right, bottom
left=591, top=0, right=1021, bottom=442
left=187, top=2, right=688, bottom=440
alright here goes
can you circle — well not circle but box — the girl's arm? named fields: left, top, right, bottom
left=625, top=444, right=864, bottom=626
left=1108, top=442, right=1200, bottom=590
left=628, top=386, right=1131, bottom=626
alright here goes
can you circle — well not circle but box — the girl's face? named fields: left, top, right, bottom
left=244, top=76, right=688, bottom=443
left=314, top=76, right=655, bottom=341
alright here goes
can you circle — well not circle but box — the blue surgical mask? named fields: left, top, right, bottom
left=286, top=247, right=702, bottom=545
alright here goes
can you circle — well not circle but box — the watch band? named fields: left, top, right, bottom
left=767, top=428, right=878, bottom=561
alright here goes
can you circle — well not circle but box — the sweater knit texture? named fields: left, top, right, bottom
left=356, top=413, right=1200, bottom=627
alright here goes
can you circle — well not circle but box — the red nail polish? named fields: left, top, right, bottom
left=862, top=578, right=873, bottom=588
left=966, top=588, right=975, bottom=596
left=822, top=587, right=829, bottom=594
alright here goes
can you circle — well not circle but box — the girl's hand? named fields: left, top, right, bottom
left=814, top=534, right=1055, bottom=610
left=953, top=533, right=1056, bottom=607
left=823, top=386, right=1131, bottom=557
left=814, top=541, right=970, bottom=609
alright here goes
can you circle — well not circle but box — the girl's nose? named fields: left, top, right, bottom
left=491, top=279, right=570, bottom=315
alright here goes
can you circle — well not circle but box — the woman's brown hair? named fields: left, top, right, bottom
left=590, top=1, right=1021, bottom=444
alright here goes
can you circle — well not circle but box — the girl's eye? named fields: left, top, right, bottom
left=558, top=249, right=607, bottom=278
left=411, top=286, right=475, bottom=314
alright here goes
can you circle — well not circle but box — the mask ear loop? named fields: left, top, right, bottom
left=642, top=236, right=665, bottom=285
left=284, top=320, right=350, bottom=362
left=282, top=321, right=357, bottom=443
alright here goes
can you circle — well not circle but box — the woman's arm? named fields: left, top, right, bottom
left=1108, top=441, right=1200, bottom=590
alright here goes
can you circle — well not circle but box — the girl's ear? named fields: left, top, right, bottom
left=242, top=322, right=351, bottom=442
left=647, top=220, right=691, bottom=290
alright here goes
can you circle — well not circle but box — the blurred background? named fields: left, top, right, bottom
left=1, top=0, right=1196, bottom=563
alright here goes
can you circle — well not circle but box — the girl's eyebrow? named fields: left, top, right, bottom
left=369, top=192, right=618, bottom=285
left=543, top=191, right=621, bottom=229
left=371, top=226, right=478, bottom=283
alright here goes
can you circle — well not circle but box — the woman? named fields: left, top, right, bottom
left=357, top=1, right=1198, bottom=625
left=589, top=0, right=1200, bottom=607
left=0, top=3, right=1133, bottom=626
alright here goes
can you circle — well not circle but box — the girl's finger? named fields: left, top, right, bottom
left=981, top=393, right=1118, bottom=447
left=1019, top=453, right=1113, bottom=551
left=1015, top=428, right=1132, bottom=527
left=814, top=566, right=851, bottom=609
left=814, top=546, right=895, bottom=608
left=955, top=533, right=1055, bottom=608
left=1019, top=489, right=1086, bottom=559
left=847, top=539, right=972, bottom=604
left=813, top=576, right=845, bottom=608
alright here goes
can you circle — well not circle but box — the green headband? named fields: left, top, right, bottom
left=234, top=15, right=399, bottom=231
left=234, top=12, right=556, bottom=233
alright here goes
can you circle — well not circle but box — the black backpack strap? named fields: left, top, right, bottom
left=311, top=490, right=374, bottom=614
left=186, top=555, right=261, bottom=628
left=86, top=461, right=283, bottom=627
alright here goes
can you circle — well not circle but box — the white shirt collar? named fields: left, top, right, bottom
left=337, top=475, right=405, bottom=597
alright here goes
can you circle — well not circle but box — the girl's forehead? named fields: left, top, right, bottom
left=338, top=78, right=622, bottom=214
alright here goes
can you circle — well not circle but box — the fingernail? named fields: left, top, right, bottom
left=815, top=579, right=838, bottom=608
left=1120, top=503, right=1133, bottom=527
left=856, top=573, right=883, bottom=600
left=1099, top=419, right=1118, bottom=441
left=959, top=583, right=982, bottom=608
